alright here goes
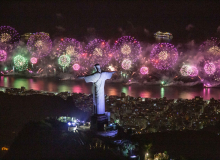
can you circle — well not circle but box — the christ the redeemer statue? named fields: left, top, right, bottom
left=79, top=64, right=115, bottom=115
left=78, top=64, right=115, bottom=130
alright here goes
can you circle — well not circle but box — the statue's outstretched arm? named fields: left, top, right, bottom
left=103, top=71, right=116, bottom=80
left=80, top=73, right=100, bottom=83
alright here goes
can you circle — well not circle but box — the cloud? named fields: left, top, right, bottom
left=87, top=28, right=96, bottom=34
left=217, top=26, right=220, bottom=33
left=118, top=27, right=123, bottom=32
left=185, top=24, right=194, bottom=31
left=56, top=26, right=65, bottom=32
left=56, top=13, right=63, bottom=19
left=144, top=28, right=150, bottom=36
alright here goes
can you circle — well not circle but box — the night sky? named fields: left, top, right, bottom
left=1, top=1, right=220, bottom=43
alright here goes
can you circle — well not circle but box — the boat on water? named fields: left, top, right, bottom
left=154, top=31, right=173, bottom=39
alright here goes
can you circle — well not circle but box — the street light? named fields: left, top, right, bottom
left=145, top=152, right=149, bottom=160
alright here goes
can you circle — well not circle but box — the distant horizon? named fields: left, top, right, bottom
left=0, top=77, right=219, bottom=100
left=0, top=85, right=214, bottom=101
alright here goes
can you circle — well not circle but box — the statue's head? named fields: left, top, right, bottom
left=94, top=64, right=101, bottom=73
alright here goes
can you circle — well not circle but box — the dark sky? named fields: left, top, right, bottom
left=1, top=1, right=220, bottom=43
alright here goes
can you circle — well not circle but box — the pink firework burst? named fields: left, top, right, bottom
left=121, top=59, right=132, bottom=70
left=188, top=66, right=198, bottom=77
left=112, top=36, right=141, bottom=62
left=27, top=32, right=52, bottom=58
left=199, top=37, right=220, bottom=58
left=180, top=65, right=190, bottom=76
left=140, top=67, right=149, bottom=75
left=0, top=26, right=20, bottom=44
left=55, top=38, right=83, bottom=65
left=150, top=43, right=178, bottom=70
left=30, top=57, right=37, bottom=64
left=0, top=50, right=7, bottom=61
left=204, top=62, right=216, bottom=75
left=84, top=39, right=111, bottom=68
left=73, top=64, right=80, bottom=71
left=180, top=65, right=198, bottom=77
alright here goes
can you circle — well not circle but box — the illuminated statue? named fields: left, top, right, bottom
left=79, top=64, right=115, bottom=115
left=78, top=64, right=115, bottom=130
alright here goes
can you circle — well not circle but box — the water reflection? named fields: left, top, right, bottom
left=58, top=85, right=71, bottom=92
left=1, top=76, right=220, bottom=100
left=4, top=77, right=9, bottom=87
left=72, top=85, right=82, bottom=93
left=179, top=91, right=196, bottom=100
left=155, top=37, right=172, bottom=43
left=29, top=79, right=40, bottom=91
left=161, top=87, right=164, bottom=98
left=108, top=87, right=117, bottom=96
left=122, top=87, right=128, bottom=95
left=140, top=91, right=151, bottom=98
left=48, top=82, right=57, bottom=92
left=14, top=78, right=29, bottom=89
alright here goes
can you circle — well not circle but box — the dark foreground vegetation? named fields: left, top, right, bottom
left=3, top=120, right=124, bottom=160
left=133, top=128, right=220, bottom=160
left=0, top=92, right=90, bottom=157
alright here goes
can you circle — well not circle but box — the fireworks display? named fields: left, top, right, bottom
left=180, top=65, right=198, bottom=77
left=158, top=51, right=168, bottom=60
left=84, top=39, right=111, bottom=67
left=199, top=37, right=220, bottom=59
left=0, top=25, right=219, bottom=87
left=122, top=59, right=132, bottom=70
left=204, top=62, right=216, bottom=75
left=58, top=55, right=71, bottom=67
left=73, top=64, right=80, bottom=71
left=108, top=65, right=116, bottom=71
left=0, top=50, right=7, bottom=62
left=0, top=26, right=20, bottom=44
left=30, top=57, right=37, bottom=64
left=180, top=65, right=189, bottom=76
left=214, top=68, right=220, bottom=81
left=121, top=44, right=131, bottom=55
left=27, top=32, right=52, bottom=58
left=188, top=66, right=198, bottom=77
left=140, top=67, right=149, bottom=75
left=150, top=43, right=178, bottom=70
left=14, top=55, right=28, bottom=71
left=113, top=36, right=141, bottom=62
left=55, top=38, right=82, bottom=64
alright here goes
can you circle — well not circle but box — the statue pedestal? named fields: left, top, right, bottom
left=90, top=114, right=108, bottom=131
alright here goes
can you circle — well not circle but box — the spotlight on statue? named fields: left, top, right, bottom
left=78, top=64, right=116, bottom=131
